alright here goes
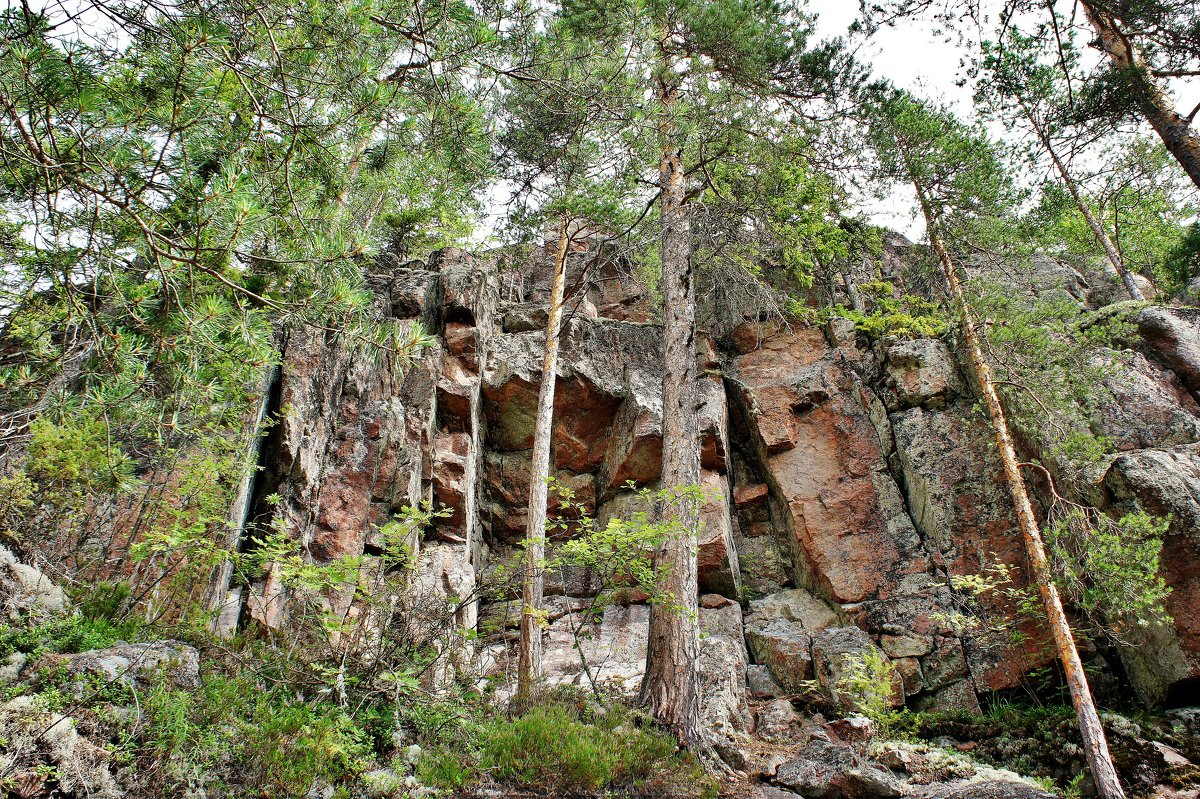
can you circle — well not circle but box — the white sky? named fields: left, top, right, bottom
left=810, top=2, right=978, bottom=238
left=812, top=2, right=975, bottom=109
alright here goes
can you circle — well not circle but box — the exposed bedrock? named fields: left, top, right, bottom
left=237, top=243, right=1200, bottom=716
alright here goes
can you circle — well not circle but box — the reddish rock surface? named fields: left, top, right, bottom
left=238, top=244, right=1200, bottom=712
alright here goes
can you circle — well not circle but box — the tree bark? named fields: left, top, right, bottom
left=903, top=156, right=1126, bottom=799
left=640, top=63, right=704, bottom=746
left=1022, top=105, right=1145, bottom=301
left=517, top=217, right=571, bottom=701
left=1080, top=1, right=1200, bottom=190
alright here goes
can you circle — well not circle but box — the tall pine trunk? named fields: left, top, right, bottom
left=1022, top=106, right=1145, bottom=300
left=517, top=218, right=571, bottom=700
left=904, top=159, right=1126, bottom=799
left=1080, top=1, right=1200, bottom=190
left=640, top=65, right=703, bottom=745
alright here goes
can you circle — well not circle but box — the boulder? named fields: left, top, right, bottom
left=50, top=641, right=200, bottom=693
left=745, top=619, right=814, bottom=692
left=747, top=664, right=784, bottom=699
left=697, top=470, right=741, bottom=598
left=811, top=626, right=902, bottom=710
left=883, top=338, right=965, bottom=410
left=500, top=302, right=549, bottom=333
left=891, top=406, right=1054, bottom=690
left=823, top=715, right=875, bottom=757
left=432, top=432, right=473, bottom=530
left=756, top=697, right=804, bottom=739
left=1106, top=444, right=1200, bottom=703
left=539, top=603, right=648, bottom=694
left=774, top=739, right=902, bottom=799
left=749, top=588, right=841, bottom=630
left=1137, top=306, right=1200, bottom=393
left=0, top=546, right=67, bottom=622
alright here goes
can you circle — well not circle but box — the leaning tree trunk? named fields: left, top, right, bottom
left=907, top=170, right=1126, bottom=799
left=1080, top=1, right=1200, bottom=190
left=1022, top=105, right=1145, bottom=300
left=640, top=65, right=704, bottom=746
left=517, top=218, right=571, bottom=701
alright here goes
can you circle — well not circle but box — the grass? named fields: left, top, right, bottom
left=2, top=596, right=717, bottom=799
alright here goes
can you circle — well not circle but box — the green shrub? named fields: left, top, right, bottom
left=74, top=581, right=131, bottom=622
left=830, top=281, right=948, bottom=340
left=835, top=649, right=898, bottom=728
left=417, top=745, right=476, bottom=791
left=480, top=704, right=623, bottom=791
left=248, top=702, right=371, bottom=795
left=415, top=699, right=713, bottom=798
left=0, top=613, right=139, bottom=658
left=143, top=671, right=373, bottom=798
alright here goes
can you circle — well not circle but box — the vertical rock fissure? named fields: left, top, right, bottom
left=204, top=361, right=282, bottom=635
left=720, top=372, right=807, bottom=595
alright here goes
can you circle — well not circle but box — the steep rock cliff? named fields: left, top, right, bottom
left=225, top=238, right=1200, bottom=731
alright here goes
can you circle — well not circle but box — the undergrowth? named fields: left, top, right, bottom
left=0, top=595, right=715, bottom=799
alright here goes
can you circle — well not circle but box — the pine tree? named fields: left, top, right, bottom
left=559, top=0, right=854, bottom=744
left=871, top=89, right=1126, bottom=799
left=0, top=0, right=495, bottom=461
left=494, top=24, right=641, bottom=699
left=860, top=0, right=1200, bottom=188
left=977, top=31, right=1146, bottom=300
left=1077, top=0, right=1200, bottom=189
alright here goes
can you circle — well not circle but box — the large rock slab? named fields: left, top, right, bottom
left=891, top=406, right=1054, bottom=691
left=811, top=626, right=903, bottom=710
left=1106, top=444, right=1200, bottom=703
left=47, top=641, right=200, bottom=693
left=1137, top=306, right=1200, bottom=393
left=730, top=323, right=930, bottom=605
left=744, top=588, right=841, bottom=692
left=882, top=338, right=966, bottom=410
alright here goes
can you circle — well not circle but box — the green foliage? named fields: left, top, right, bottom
left=546, top=481, right=686, bottom=604
left=870, top=87, right=1018, bottom=250
left=830, top=280, right=948, bottom=339
left=1165, top=223, right=1200, bottom=291
left=27, top=413, right=135, bottom=493
left=697, top=137, right=856, bottom=288
left=0, top=612, right=140, bottom=660
left=0, top=471, right=34, bottom=546
left=73, top=582, right=132, bottom=623
left=834, top=649, right=897, bottom=727
left=0, top=0, right=483, bottom=622
left=417, top=698, right=714, bottom=798
left=1045, top=509, right=1173, bottom=641
left=144, top=672, right=371, bottom=797
left=967, top=278, right=1136, bottom=477
left=1017, top=143, right=1200, bottom=295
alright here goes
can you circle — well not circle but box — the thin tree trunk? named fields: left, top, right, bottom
left=1080, top=1, right=1200, bottom=190
left=517, top=217, right=571, bottom=700
left=1022, top=105, right=1145, bottom=301
left=904, top=157, right=1126, bottom=799
left=640, top=62, right=703, bottom=746
left=842, top=270, right=865, bottom=314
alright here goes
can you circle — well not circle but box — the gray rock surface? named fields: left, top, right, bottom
left=774, top=739, right=903, bottom=799
left=55, top=641, right=201, bottom=693
left=1, top=546, right=67, bottom=622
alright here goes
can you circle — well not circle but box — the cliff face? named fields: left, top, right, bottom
left=218, top=239, right=1200, bottom=732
